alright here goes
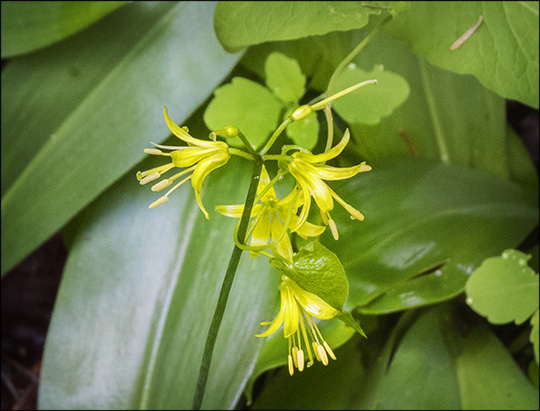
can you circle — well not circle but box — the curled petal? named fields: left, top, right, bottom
left=271, top=215, right=294, bottom=263
left=170, top=147, right=222, bottom=168
left=191, top=151, right=230, bottom=219
left=215, top=203, right=262, bottom=218
left=293, top=218, right=326, bottom=239
left=283, top=284, right=299, bottom=338
left=255, top=281, right=289, bottom=337
left=295, top=129, right=351, bottom=164
left=305, top=161, right=371, bottom=181
left=258, top=165, right=277, bottom=200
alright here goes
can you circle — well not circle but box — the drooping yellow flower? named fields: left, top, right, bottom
left=288, top=129, right=371, bottom=240
left=137, top=107, right=230, bottom=218
left=216, top=166, right=325, bottom=263
left=256, top=275, right=338, bottom=375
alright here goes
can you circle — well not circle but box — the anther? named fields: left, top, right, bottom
left=297, top=349, right=305, bottom=372
left=329, top=218, right=339, bottom=240
left=149, top=196, right=169, bottom=209
left=139, top=172, right=160, bottom=185
left=323, top=341, right=337, bottom=360
left=151, top=179, right=172, bottom=192
left=144, top=148, right=164, bottom=155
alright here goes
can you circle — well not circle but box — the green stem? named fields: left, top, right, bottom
left=238, top=131, right=259, bottom=157
left=228, top=147, right=255, bottom=161
left=191, top=155, right=263, bottom=410
left=259, top=117, right=293, bottom=156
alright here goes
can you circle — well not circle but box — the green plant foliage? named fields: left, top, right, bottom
left=532, top=310, right=540, bottom=364
left=284, top=110, right=319, bottom=150
left=333, top=64, right=410, bottom=124
left=465, top=249, right=539, bottom=325
left=39, top=157, right=280, bottom=410
left=0, top=1, right=242, bottom=275
left=383, top=1, right=540, bottom=108
left=204, top=77, right=283, bottom=149
left=252, top=306, right=539, bottom=410
left=265, top=52, right=305, bottom=104
left=326, top=159, right=538, bottom=314
left=214, top=1, right=411, bottom=52
left=0, top=1, right=126, bottom=58
left=275, top=241, right=349, bottom=311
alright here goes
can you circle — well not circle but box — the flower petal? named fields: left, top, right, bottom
left=293, top=218, right=326, bottom=239
left=164, top=107, right=218, bottom=148
left=191, top=151, right=230, bottom=218
left=255, top=280, right=289, bottom=337
left=287, top=278, right=338, bottom=320
left=271, top=216, right=293, bottom=263
left=295, top=128, right=351, bottom=164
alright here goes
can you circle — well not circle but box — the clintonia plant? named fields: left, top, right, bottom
left=137, top=77, right=377, bottom=408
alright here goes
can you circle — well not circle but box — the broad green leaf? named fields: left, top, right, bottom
left=264, top=52, right=305, bottom=104
left=203, top=77, right=283, bottom=149
left=276, top=241, right=349, bottom=311
left=1, top=1, right=126, bottom=58
left=383, top=1, right=540, bottom=108
left=333, top=64, right=410, bottom=125
left=214, top=1, right=410, bottom=52
left=39, top=156, right=280, bottom=409
left=455, top=321, right=539, bottom=409
left=323, top=158, right=538, bottom=314
left=285, top=110, right=319, bottom=150
left=375, top=305, right=539, bottom=410
left=530, top=309, right=539, bottom=364
left=1, top=1, right=242, bottom=276
left=345, top=31, right=513, bottom=181
left=465, top=249, right=539, bottom=325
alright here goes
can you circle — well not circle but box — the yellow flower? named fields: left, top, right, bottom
left=256, top=275, right=338, bottom=375
left=137, top=107, right=230, bottom=218
left=288, top=129, right=371, bottom=240
left=216, top=166, right=325, bottom=262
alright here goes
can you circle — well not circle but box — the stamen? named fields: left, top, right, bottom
left=312, top=342, right=322, bottom=362
left=151, top=179, right=172, bottom=192
left=317, top=343, right=329, bottom=365
left=298, top=309, right=315, bottom=367
left=323, top=341, right=337, bottom=361
left=149, top=196, right=169, bottom=209
left=297, top=349, right=305, bottom=371
left=144, top=148, right=164, bottom=155
left=164, top=175, right=192, bottom=197
left=329, top=218, right=339, bottom=240
left=139, top=172, right=160, bottom=185
left=292, top=346, right=299, bottom=368
left=288, top=355, right=294, bottom=376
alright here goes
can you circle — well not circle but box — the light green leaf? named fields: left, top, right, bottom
left=530, top=309, right=539, bottom=364
left=285, top=110, right=319, bottom=150
left=383, top=1, right=540, bottom=108
left=214, top=1, right=411, bottom=52
left=1, top=1, right=126, bottom=58
left=465, top=249, right=539, bottom=324
left=1, top=1, right=242, bottom=276
left=276, top=241, right=349, bottom=311
left=265, top=52, right=305, bottom=104
left=324, top=159, right=538, bottom=314
left=333, top=64, right=410, bottom=125
left=39, top=156, right=280, bottom=409
left=203, top=77, right=284, bottom=149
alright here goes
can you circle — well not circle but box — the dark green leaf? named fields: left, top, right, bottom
left=277, top=241, right=349, bottom=311
left=1, top=1, right=242, bottom=275
left=324, top=159, right=538, bottom=314
left=531, top=309, right=539, bottom=364
left=1, top=1, right=126, bottom=58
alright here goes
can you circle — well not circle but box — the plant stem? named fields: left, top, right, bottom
left=259, top=117, right=292, bottom=156
left=191, top=154, right=263, bottom=410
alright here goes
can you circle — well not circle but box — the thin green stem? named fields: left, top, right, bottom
left=191, top=154, right=263, bottom=410
left=259, top=117, right=293, bottom=156
left=228, top=147, right=255, bottom=161
left=323, top=14, right=392, bottom=153
left=237, top=131, right=258, bottom=157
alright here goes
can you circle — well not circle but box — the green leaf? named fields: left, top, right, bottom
left=383, top=1, right=540, bottom=108
left=1, top=1, right=127, bottom=58
left=285, top=110, right=319, bottom=150
left=465, top=249, right=539, bottom=325
left=203, top=77, right=283, bottom=149
left=1, top=1, right=242, bottom=276
left=374, top=305, right=539, bottom=410
left=214, top=1, right=411, bottom=52
left=276, top=241, right=349, bottom=311
left=264, top=52, right=305, bottom=104
left=324, top=159, right=538, bottom=314
left=333, top=64, right=410, bottom=125
left=39, top=156, right=280, bottom=409
left=530, top=309, right=539, bottom=364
